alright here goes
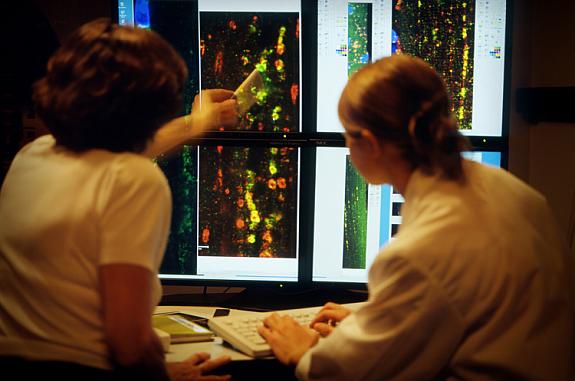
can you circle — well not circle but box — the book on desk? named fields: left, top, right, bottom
left=153, top=313, right=214, bottom=343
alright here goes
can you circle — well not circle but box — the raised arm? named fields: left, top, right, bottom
left=144, top=89, right=238, bottom=158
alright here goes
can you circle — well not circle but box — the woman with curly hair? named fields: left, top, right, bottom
left=0, top=18, right=237, bottom=381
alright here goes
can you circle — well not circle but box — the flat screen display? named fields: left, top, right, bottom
left=118, top=0, right=302, bottom=282
left=316, top=0, right=508, bottom=137
left=312, top=148, right=502, bottom=283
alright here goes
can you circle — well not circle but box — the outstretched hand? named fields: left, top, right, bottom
left=166, top=352, right=231, bottom=381
left=144, top=89, right=238, bottom=157
left=309, top=302, right=352, bottom=337
left=257, top=313, right=319, bottom=366
left=190, top=89, right=238, bottom=135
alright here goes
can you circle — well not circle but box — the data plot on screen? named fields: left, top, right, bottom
left=200, top=12, right=300, bottom=132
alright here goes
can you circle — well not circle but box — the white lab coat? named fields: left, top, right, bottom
left=296, top=160, right=574, bottom=381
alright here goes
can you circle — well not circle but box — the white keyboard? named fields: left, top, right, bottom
left=208, top=306, right=321, bottom=357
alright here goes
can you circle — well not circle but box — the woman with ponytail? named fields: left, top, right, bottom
left=259, top=55, right=574, bottom=381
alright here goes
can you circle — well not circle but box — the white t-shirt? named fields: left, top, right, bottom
left=296, top=160, right=574, bottom=381
left=0, top=135, right=172, bottom=370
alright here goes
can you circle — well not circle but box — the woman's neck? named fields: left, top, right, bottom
left=389, top=165, right=413, bottom=195
left=378, top=150, right=413, bottom=195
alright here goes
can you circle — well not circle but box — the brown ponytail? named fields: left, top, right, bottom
left=339, top=54, right=470, bottom=182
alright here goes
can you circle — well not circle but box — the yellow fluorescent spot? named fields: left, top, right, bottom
left=250, top=210, right=261, bottom=223
left=269, top=161, right=278, bottom=175
left=247, top=234, right=256, bottom=244
left=272, top=105, right=282, bottom=121
left=270, top=147, right=278, bottom=155
left=463, top=15, right=466, bottom=22
left=462, top=28, right=467, bottom=39
left=255, top=90, right=268, bottom=104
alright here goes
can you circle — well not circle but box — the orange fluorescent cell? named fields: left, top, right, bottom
left=259, top=250, right=273, bottom=258
left=290, top=84, right=299, bottom=105
left=262, top=230, right=272, bottom=243
left=201, top=228, right=210, bottom=244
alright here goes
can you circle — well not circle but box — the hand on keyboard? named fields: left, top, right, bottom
left=309, top=302, right=352, bottom=337
left=207, top=306, right=321, bottom=359
left=207, top=303, right=363, bottom=360
left=258, top=313, right=319, bottom=366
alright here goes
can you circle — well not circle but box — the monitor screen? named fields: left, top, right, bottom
left=157, top=144, right=301, bottom=283
left=118, top=0, right=303, bottom=283
left=198, top=0, right=302, bottom=133
left=316, top=0, right=508, bottom=137
left=312, top=148, right=502, bottom=284
left=114, top=1, right=509, bottom=287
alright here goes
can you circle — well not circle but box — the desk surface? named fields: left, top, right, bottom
left=156, top=302, right=366, bottom=363
left=156, top=305, right=264, bottom=362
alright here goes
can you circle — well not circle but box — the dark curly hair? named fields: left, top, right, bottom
left=339, top=54, right=470, bottom=181
left=33, top=18, right=188, bottom=153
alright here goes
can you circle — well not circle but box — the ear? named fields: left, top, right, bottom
left=360, top=129, right=383, bottom=158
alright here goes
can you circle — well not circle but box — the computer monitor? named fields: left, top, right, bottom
left=316, top=0, right=509, bottom=137
left=113, top=1, right=511, bottom=291
left=312, top=148, right=503, bottom=284
left=117, top=0, right=304, bottom=284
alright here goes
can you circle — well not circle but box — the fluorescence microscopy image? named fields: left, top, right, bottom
left=348, top=3, right=372, bottom=76
left=200, top=12, right=300, bottom=132
left=342, top=4, right=371, bottom=269
left=198, top=146, right=298, bottom=258
left=342, top=156, right=368, bottom=269
left=147, top=0, right=201, bottom=275
left=156, top=147, right=199, bottom=274
left=393, top=0, right=475, bottom=129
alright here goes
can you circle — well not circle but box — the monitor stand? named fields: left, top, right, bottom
left=160, top=287, right=368, bottom=312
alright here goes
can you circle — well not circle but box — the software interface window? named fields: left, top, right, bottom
left=118, top=0, right=508, bottom=285
left=316, top=0, right=507, bottom=136
left=313, top=148, right=502, bottom=283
